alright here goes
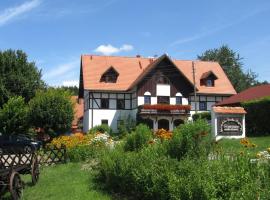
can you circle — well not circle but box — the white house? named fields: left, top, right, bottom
left=78, top=54, right=236, bottom=133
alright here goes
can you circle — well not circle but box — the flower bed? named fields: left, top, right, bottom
left=142, top=104, right=191, bottom=111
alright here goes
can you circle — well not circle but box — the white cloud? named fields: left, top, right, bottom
left=94, top=44, right=134, bottom=55
left=62, top=80, right=79, bottom=87
left=43, top=60, right=79, bottom=80
left=0, top=0, right=41, bottom=26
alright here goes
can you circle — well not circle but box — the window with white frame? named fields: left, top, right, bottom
left=144, top=91, right=151, bottom=104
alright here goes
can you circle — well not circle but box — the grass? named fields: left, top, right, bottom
left=217, top=136, right=270, bottom=156
left=3, top=163, right=113, bottom=200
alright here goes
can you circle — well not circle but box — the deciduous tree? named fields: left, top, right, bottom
left=0, top=49, right=44, bottom=107
left=29, top=89, right=74, bottom=137
left=198, top=45, right=258, bottom=92
left=0, top=96, right=29, bottom=135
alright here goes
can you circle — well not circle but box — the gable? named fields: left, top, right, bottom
left=136, top=56, right=195, bottom=97
left=79, top=54, right=236, bottom=95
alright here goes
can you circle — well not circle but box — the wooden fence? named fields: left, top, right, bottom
left=39, top=145, right=67, bottom=165
left=0, top=145, right=67, bottom=167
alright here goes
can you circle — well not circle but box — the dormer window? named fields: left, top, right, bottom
left=206, top=79, right=214, bottom=87
left=200, top=71, right=218, bottom=87
left=100, top=66, right=119, bottom=83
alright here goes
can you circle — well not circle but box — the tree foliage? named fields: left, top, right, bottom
left=29, top=89, right=74, bottom=137
left=0, top=96, right=29, bottom=135
left=0, top=49, right=44, bottom=107
left=242, top=96, right=270, bottom=136
left=198, top=45, right=258, bottom=92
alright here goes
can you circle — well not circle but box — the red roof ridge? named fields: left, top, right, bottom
left=81, top=54, right=220, bottom=64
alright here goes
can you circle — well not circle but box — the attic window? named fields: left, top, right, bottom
left=200, top=71, right=218, bottom=87
left=100, top=66, right=119, bottom=83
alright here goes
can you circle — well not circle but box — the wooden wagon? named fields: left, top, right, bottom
left=0, top=152, right=39, bottom=200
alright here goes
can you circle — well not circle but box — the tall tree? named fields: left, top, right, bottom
left=197, top=45, right=258, bottom=92
left=0, top=96, right=29, bottom=135
left=28, top=89, right=74, bottom=137
left=0, top=49, right=44, bottom=107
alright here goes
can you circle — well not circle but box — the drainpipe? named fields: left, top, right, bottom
left=192, top=61, right=198, bottom=114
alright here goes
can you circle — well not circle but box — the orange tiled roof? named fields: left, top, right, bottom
left=213, top=106, right=247, bottom=114
left=71, top=96, right=84, bottom=128
left=215, top=84, right=270, bottom=106
left=81, top=54, right=236, bottom=95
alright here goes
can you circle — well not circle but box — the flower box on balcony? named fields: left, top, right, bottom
left=142, top=104, right=191, bottom=111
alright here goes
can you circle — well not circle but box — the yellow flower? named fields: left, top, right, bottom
left=256, top=153, right=262, bottom=158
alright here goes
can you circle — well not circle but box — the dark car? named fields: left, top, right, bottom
left=0, top=134, right=42, bottom=154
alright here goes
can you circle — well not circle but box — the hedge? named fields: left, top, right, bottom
left=192, top=112, right=211, bottom=121
left=242, top=96, right=270, bottom=136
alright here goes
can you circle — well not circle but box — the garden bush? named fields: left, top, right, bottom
left=167, top=119, right=212, bottom=160
left=0, top=96, right=29, bottom=135
left=88, top=124, right=112, bottom=135
left=96, top=141, right=270, bottom=200
left=192, top=112, right=211, bottom=121
left=242, top=96, right=270, bottom=136
left=124, top=124, right=152, bottom=151
left=67, top=143, right=107, bottom=162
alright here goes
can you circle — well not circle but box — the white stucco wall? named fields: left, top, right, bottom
left=83, top=109, right=137, bottom=133
left=156, top=84, right=170, bottom=96
left=83, top=110, right=89, bottom=133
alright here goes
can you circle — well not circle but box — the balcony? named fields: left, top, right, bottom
left=138, top=104, right=191, bottom=116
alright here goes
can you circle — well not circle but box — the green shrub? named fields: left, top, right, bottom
left=96, top=146, right=270, bottom=200
left=124, top=124, right=152, bottom=151
left=88, top=124, right=112, bottom=135
left=192, top=112, right=211, bottom=121
left=67, top=143, right=107, bottom=162
left=167, top=119, right=212, bottom=160
left=242, top=96, right=270, bottom=136
left=0, top=96, right=29, bottom=135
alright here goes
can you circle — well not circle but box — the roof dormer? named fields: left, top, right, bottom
left=100, top=66, right=119, bottom=83
left=200, top=71, right=218, bottom=87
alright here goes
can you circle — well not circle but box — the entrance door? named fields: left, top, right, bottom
left=158, top=119, right=169, bottom=130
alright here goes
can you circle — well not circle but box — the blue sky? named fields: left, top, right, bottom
left=0, top=0, right=270, bottom=86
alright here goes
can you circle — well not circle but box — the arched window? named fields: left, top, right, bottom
left=156, top=75, right=170, bottom=84
left=144, top=91, right=151, bottom=104
left=175, top=92, right=182, bottom=105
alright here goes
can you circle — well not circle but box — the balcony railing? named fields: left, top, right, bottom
left=139, top=104, right=191, bottom=115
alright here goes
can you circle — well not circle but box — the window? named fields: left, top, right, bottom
left=101, top=119, right=108, bottom=125
left=176, top=96, right=182, bottom=105
left=101, top=98, right=109, bottom=109
left=156, top=75, right=169, bottom=84
left=144, top=96, right=151, bottom=104
left=100, top=67, right=119, bottom=83
left=199, top=101, right=207, bottom=111
left=117, top=99, right=125, bottom=109
left=206, top=79, right=214, bottom=87
left=157, top=96, right=170, bottom=104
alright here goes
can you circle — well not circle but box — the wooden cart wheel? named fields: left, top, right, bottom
left=9, top=171, right=23, bottom=200
left=31, top=156, right=40, bottom=185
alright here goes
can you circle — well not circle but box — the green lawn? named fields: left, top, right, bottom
left=217, top=136, right=270, bottom=156
left=3, top=163, right=113, bottom=200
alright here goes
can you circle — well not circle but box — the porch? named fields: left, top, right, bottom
left=138, top=104, right=191, bottom=131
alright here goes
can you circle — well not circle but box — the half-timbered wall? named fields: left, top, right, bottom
left=189, top=95, right=229, bottom=111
